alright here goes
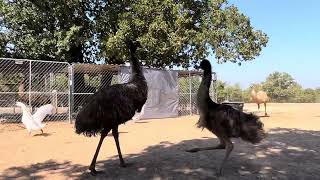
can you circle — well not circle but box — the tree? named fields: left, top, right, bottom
left=262, top=72, right=300, bottom=102
left=215, top=80, right=227, bottom=102
left=1, top=0, right=268, bottom=109
left=0, top=0, right=268, bottom=67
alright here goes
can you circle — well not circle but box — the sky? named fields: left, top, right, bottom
left=209, top=0, right=320, bottom=89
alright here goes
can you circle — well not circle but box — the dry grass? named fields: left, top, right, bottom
left=0, top=103, right=319, bottom=179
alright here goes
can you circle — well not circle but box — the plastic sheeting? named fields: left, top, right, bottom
left=119, top=67, right=179, bottom=119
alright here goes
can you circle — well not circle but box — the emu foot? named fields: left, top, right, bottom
left=120, top=162, right=126, bottom=168
left=120, top=162, right=134, bottom=168
left=89, top=167, right=104, bottom=176
left=186, top=148, right=200, bottom=153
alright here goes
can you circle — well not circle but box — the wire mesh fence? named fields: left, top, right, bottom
left=0, top=58, right=70, bottom=123
left=0, top=58, right=217, bottom=123
left=178, top=72, right=217, bottom=116
left=71, top=64, right=119, bottom=118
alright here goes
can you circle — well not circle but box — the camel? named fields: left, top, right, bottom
left=250, top=89, right=270, bottom=116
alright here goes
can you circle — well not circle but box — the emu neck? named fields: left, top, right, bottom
left=197, top=68, right=212, bottom=111
left=129, top=51, right=144, bottom=80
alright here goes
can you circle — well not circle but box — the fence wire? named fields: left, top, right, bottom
left=71, top=64, right=119, bottom=118
left=0, top=58, right=217, bottom=123
left=178, top=72, right=217, bottom=116
left=0, top=58, right=70, bottom=123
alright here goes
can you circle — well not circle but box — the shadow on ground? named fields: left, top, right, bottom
left=1, top=128, right=319, bottom=180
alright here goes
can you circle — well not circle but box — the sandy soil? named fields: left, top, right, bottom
left=0, top=103, right=319, bottom=180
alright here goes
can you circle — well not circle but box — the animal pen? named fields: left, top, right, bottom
left=0, top=58, right=217, bottom=123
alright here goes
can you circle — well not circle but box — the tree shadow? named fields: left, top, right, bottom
left=1, top=128, right=319, bottom=180
left=0, top=160, right=87, bottom=179
left=79, top=128, right=320, bottom=180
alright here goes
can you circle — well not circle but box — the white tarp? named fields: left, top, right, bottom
left=119, top=67, right=178, bottom=119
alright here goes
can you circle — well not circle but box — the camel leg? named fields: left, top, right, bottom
left=89, top=129, right=110, bottom=175
left=264, top=102, right=268, bottom=116
left=257, top=103, right=260, bottom=110
left=217, top=138, right=233, bottom=176
left=112, top=126, right=126, bottom=167
left=41, top=129, right=43, bottom=134
left=186, top=136, right=226, bottom=153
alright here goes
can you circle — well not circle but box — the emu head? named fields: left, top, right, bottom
left=200, top=59, right=212, bottom=71
left=127, top=40, right=141, bottom=53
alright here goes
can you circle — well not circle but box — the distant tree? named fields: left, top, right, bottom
left=215, top=80, right=227, bottom=102
left=262, top=72, right=300, bottom=102
left=293, top=88, right=317, bottom=103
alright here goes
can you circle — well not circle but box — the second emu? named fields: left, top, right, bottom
left=186, top=60, right=266, bottom=176
left=75, top=40, right=148, bottom=175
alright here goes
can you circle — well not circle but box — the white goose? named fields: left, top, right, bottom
left=16, top=102, right=55, bottom=135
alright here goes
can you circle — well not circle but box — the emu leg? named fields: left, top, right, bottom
left=186, top=136, right=226, bottom=153
left=112, top=126, right=126, bottom=167
left=89, top=129, right=110, bottom=175
left=217, top=139, right=233, bottom=176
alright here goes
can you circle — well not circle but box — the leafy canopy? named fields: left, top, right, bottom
left=0, top=0, right=268, bottom=67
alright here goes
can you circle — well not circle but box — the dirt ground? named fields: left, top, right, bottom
left=0, top=103, right=320, bottom=180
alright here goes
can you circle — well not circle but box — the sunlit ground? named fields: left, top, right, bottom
left=0, top=103, right=319, bottom=179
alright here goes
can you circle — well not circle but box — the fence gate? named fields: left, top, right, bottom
left=0, top=58, right=71, bottom=123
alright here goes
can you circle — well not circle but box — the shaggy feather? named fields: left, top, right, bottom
left=190, top=59, right=266, bottom=175
left=75, top=41, right=147, bottom=136
left=74, top=40, right=148, bottom=175
left=196, top=60, right=266, bottom=143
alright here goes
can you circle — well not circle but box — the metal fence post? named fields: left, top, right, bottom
left=189, top=72, right=192, bottom=115
left=28, top=61, right=32, bottom=108
left=68, top=64, right=74, bottom=124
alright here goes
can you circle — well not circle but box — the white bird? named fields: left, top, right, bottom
left=132, top=105, right=145, bottom=121
left=16, top=102, right=55, bottom=135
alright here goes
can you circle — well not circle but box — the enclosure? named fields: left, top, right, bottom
left=0, top=58, right=217, bottom=123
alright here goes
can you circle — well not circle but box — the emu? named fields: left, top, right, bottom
left=186, top=60, right=266, bottom=176
left=75, top=40, right=148, bottom=175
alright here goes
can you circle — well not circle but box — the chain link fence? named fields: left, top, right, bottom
left=178, top=71, right=217, bottom=116
left=71, top=64, right=119, bottom=118
left=0, top=58, right=70, bottom=123
left=0, top=58, right=217, bottom=123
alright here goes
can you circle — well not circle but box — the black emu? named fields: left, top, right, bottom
left=75, top=40, right=148, bottom=175
left=186, top=60, right=266, bottom=175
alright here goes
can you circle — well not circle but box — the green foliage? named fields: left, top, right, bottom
left=0, top=0, right=268, bottom=67
left=214, top=71, right=320, bottom=103
left=215, top=80, right=247, bottom=102
left=262, top=72, right=300, bottom=102
left=0, top=72, right=24, bottom=91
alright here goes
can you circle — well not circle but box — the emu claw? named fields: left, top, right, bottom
left=89, top=168, right=103, bottom=176
left=186, top=148, right=199, bottom=153
left=120, top=162, right=127, bottom=168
